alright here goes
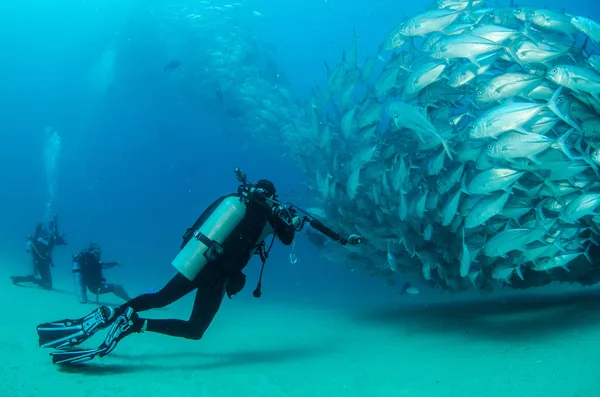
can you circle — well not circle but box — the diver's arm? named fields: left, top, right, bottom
left=55, top=233, right=68, bottom=246
left=100, top=261, right=119, bottom=269
left=269, top=213, right=295, bottom=246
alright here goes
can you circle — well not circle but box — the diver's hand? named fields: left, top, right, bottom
left=271, top=205, right=286, bottom=219
left=291, top=216, right=302, bottom=229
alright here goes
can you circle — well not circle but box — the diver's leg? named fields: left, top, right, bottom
left=10, top=275, right=36, bottom=284
left=35, top=259, right=53, bottom=290
left=97, top=282, right=133, bottom=301
left=11, top=255, right=40, bottom=284
left=117, top=272, right=196, bottom=314
left=143, top=274, right=226, bottom=340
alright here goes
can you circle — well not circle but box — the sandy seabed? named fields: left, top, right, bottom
left=1, top=264, right=599, bottom=397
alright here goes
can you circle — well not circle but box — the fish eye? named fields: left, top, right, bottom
left=552, top=68, right=557, bottom=74
left=487, top=144, right=492, bottom=149
left=476, top=90, right=482, bottom=95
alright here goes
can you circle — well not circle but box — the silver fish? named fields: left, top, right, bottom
left=476, top=72, right=544, bottom=103
left=403, top=61, right=448, bottom=98
left=531, top=252, right=583, bottom=272
left=400, top=9, right=463, bottom=37
left=529, top=9, right=578, bottom=37
left=431, top=34, right=504, bottom=66
left=570, top=16, right=600, bottom=44
left=466, top=168, right=526, bottom=195
left=465, top=191, right=511, bottom=228
left=547, top=65, right=600, bottom=97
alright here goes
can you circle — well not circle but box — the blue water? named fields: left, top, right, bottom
left=1, top=0, right=600, bottom=334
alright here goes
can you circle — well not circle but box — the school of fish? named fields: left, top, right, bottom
left=159, top=1, right=600, bottom=294
left=288, top=1, right=600, bottom=294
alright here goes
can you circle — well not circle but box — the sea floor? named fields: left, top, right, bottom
left=1, top=264, right=599, bottom=397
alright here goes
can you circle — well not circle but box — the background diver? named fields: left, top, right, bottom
left=11, top=214, right=67, bottom=290
left=72, top=243, right=132, bottom=304
left=36, top=169, right=361, bottom=365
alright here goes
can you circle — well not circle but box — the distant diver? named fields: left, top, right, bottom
left=72, top=243, right=132, bottom=304
left=37, top=168, right=363, bottom=365
left=163, top=59, right=181, bottom=71
left=11, top=215, right=67, bottom=290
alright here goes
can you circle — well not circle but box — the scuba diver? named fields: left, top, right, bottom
left=72, top=243, right=132, bottom=304
left=11, top=215, right=67, bottom=290
left=36, top=168, right=362, bottom=365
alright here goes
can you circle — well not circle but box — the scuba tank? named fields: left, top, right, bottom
left=172, top=196, right=248, bottom=281
left=72, top=259, right=88, bottom=303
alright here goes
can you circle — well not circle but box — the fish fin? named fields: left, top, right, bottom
left=502, top=45, right=522, bottom=66
left=468, top=99, right=482, bottom=111
left=526, top=154, right=542, bottom=165
left=460, top=175, right=471, bottom=196
left=516, top=263, right=524, bottom=280
left=554, top=238, right=568, bottom=254
left=584, top=244, right=592, bottom=264
left=521, top=23, right=538, bottom=44
left=467, top=56, right=482, bottom=68
left=440, top=137, right=454, bottom=161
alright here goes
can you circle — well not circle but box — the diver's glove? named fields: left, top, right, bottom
left=271, top=205, right=287, bottom=219
left=272, top=205, right=301, bottom=228
left=291, top=216, right=302, bottom=229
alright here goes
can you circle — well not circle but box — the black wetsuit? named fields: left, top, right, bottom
left=11, top=221, right=66, bottom=289
left=73, top=249, right=121, bottom=296
left=117, top=193, right=295, bottom=340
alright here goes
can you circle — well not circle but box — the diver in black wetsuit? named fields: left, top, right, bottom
left=11, top=215, right=67, bottom=290
left=112, top=179, right=296, bottom=341
left=36, top=169, right=362, bottom=365
left=72, top=243, right=132, bottom=303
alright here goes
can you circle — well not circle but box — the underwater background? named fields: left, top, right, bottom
left=2, top=0, right=600, bottom=396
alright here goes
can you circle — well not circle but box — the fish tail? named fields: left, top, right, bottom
left=461, top=0, right=476, bottom=21
left=501, top=44, right=522, bottom=66
left=546, top=86, right=573, bottom=127
left=556, top=128, right=579, bottom=160
left=553, top=238, right=567, bottom=254
left=408, top=37, right=423, bottom=58
left=521, top=22, right=538, bottom=44
left=515, top=262, right=524, bottom=280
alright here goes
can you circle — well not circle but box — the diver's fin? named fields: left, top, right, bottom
left=51, top=346, right=106, bottom=365
left=50, top=308, right=137, bottom=366
left=37, top=306, right=116, bottom=350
